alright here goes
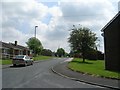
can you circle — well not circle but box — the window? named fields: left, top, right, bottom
left=15, top=55, right=24, bottom=59
left=25, top=56, right=30, bottom=59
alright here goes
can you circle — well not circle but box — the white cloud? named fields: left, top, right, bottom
left=2, top=27, right=30, bottom=46
left=2, top=0, right=49, bottom=45
left=1, top=0, right=119, bottom=53
left=60, top=0, right=115, bottom=23
left=58, top=0, right=118, bottom=52
left=49, top=6, right=62, bottom=17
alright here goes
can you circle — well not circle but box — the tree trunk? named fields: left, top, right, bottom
left=83, top=57, right=85, bottom=63
left=82, top=52, right=85, bottom=63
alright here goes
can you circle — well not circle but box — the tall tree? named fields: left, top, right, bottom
left=26, top=37, right=43, bottom=56
left=68, top=25, right=97, bottom=62
left=56, top=48, right=65, bottom=57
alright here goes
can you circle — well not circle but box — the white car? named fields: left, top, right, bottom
left=12, top=55, right=33, bottom=66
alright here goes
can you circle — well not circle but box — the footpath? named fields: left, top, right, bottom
left=52, top=60, right=120, bottom=89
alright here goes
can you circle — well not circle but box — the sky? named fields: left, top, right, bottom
left=1, top=0, right=120, bottom=53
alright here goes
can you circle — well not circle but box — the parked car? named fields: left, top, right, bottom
left=12, top=55, right=33, bottom=66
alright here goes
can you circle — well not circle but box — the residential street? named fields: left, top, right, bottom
left=2, top=58, right=103, bottom=88
left=2, top=0, right=120, bottom=89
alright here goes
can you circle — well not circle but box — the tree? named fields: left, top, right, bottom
left=53, top=52, right=58, bottom=57
left=26, top=37, right=43, bottom=56
left=84, top=48, right=104, bottom=60
left=41, top=49, right=53, bottom=56
left=64, top=52, right=69, bottom=57
left=56, top=48, right=65, bottom=57
left=68, top=25, right=98, bottom=62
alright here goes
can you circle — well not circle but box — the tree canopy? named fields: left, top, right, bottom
left=68, top=25, right=98, bottom=62
left=56, top=48, right=65, bottom=57
left=41, top=49, right=53, bottom=56
left=26, top=37, right=43, bottom=56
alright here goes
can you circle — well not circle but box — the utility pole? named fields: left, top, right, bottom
left=35, top=26, right=38, bottom=38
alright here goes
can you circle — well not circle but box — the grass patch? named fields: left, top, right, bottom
left=0, top=59, right=12, bottom=65
left=33, top=55, right=53, bottom=61
left=68, top=58, right=120, bottom=79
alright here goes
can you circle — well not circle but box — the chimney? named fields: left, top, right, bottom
left=118, top=1, right=120, bottom=12
left=15, top=41, right=17, bottom=46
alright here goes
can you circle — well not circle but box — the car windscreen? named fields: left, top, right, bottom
left=15, top=56, right=24, bottom=59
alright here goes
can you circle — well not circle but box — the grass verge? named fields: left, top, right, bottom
left=68, top=58, right=120, bottom=79
left=0, top=59, right=12, bottom=65
left=33, top=55, right=53, bottom=61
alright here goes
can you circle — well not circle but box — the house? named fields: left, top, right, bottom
left=0, top=41, right=32, bottom=59
left=101, top=11, right=120, bottom=72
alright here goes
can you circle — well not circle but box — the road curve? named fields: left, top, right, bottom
left=2, top=58, right=103, bottom=88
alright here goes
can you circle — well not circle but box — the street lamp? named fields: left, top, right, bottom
left=35, top=26, right=38, bottom=38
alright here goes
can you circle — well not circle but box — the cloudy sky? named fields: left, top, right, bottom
left=1, top=0, right=120, bottom=53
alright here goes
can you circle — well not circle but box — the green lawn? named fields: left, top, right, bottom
left=0, top=59, right=12, bottom=65
left=68, top=58, right=120, bottom=79
left=33, top=55, right=53, bottom=61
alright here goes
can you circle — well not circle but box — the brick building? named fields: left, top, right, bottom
left=0, top=41, right=32, bottom=59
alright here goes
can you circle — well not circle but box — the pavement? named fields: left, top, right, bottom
left=51, top=59, right=120, bottom=89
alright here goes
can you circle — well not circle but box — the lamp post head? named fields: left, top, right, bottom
left=35, top=26, right=38, bottom=28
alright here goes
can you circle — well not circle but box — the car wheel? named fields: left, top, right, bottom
left=24, top=62, right=27, bottom=66
left=31, top=62, right=33, bottom=65
left=13, top=64, right=16, bottom=67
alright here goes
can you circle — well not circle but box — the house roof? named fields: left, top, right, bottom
left=0, top=41, right=11, bottom=48
left=0, top=41, right=29, bottom=50
left=101, top=11, right=120, bottom=32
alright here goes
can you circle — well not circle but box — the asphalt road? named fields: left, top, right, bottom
left=2, top=58, right=104, bottom=88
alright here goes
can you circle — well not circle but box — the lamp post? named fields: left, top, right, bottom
left=35, top=26, right=38, bottom=38
left=34, top=26, right=38, bottom=56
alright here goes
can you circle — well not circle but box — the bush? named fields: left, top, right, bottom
left=85, top=49, right=104, bottom=60
left=41, top=49, right=53, bottom=56
left=97, top=51, right=104, bottom=60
